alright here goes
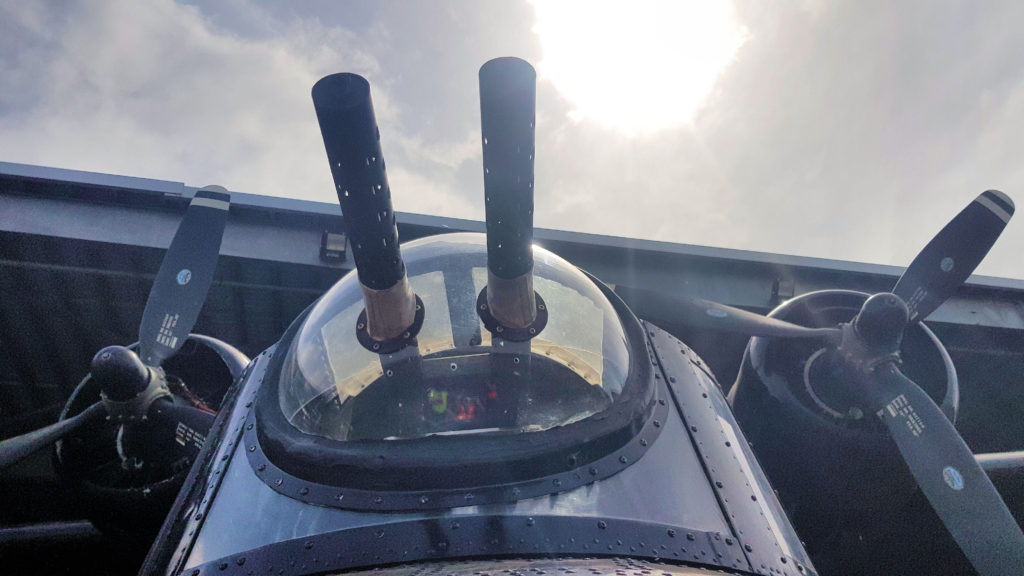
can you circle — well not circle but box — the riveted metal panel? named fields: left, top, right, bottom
left=646, top=323, right=816, bottom=576
left=160, top=322, right=820, bottom=576
left=183, top=377, right=741, bottom=572
left=333, top=557, right=737, bottom=576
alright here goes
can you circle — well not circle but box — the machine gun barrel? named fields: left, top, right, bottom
left=480, top=57, right=538, bottom=330
left=313, top=73, right=416, bottom=342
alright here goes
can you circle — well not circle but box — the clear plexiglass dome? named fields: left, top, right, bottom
left=278, top=233, right=631, bottom=441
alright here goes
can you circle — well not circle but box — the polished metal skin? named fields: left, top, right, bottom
left=148, top=322, right=817, bottom=576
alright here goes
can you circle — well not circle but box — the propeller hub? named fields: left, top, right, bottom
left=91, top=345, right=152, bottom=401
left=853, top=292, right=908, bottom=352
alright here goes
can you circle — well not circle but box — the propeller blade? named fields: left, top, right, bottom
left=0, top=402, right=105, bottom=471
left=870, top=363, right=1024, bottom=574
left=124, top=400, right=216, bottom=467
left=615, top=286, right=841, bottom=342
left=893, top=190, right=1014, bottom=323
left=138, top=186, right=230, bottom=367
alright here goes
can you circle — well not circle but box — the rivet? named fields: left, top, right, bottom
left=619, top=456, right=628, bottom=464
left=686, top=533, right=695, bottom=541
left=744, top=544, right=753, bottom=552
left=780, top=557, right=788, bottom=564
left=236, top=557, right=246, bottom=566
left=372, top=343, right=381, bottom=350
left=496, top=326, right=504, bottom=333
left=194, top=512, right=203, bottom=521
left=275, top=479, right=283, bottom=486
left=249, top=445, right=256, bottom=452
left=246, top=423, right=253, bottom=430
left=219, top=563, right=228, bottom=571
left=420, top=495, right=430, bottom=504
left=464, top=494, right=474, bottom=502
left=299, top=487, right=309, bottom=496
left=256, top=463, right=266, bottom=472
left=751, top=495, right=757, bottom=501
left=552, top=478, right=562, bottom=487
left=690, top=425, right=698, bottom=432
left=658, top=399, right=666, bottom=405
left=715, top=481, right=724, bottom=488
left=669, top=376, right=676, bottom=383
left=245, top=401, right=253, bottom=408
left=450, top=521, right=460, bottom=530
left=640, top=438, right=648, bottom=447
left=374, top=496, right=383, bottom=504
left=653, top=420, right=661, bottom=428
left=667, top=529, right=676, bottom=538
left=598, top=521, right=607, bottom=529
left=480, top=303, right=488, bottom=310
left=589, top=467, right=598, bottom=476
left=357, top=323, right=365, bottom=330
left=725, top=441, right=732, bottom=447
left=375, top=529, right=385, bottom=538
left=725, top=538, right=734, bottom=545
left=526, top=517, right=535, bottom=526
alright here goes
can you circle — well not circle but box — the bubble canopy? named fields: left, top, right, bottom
left=253, top=233, right=655, bottom=500
left=279, top=233, right=631, bottom=441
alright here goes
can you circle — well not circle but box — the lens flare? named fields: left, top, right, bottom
left=531, top=0, right=747, bottom=135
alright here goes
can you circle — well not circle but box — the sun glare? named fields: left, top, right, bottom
left=531, top=0, right=747, bottom=136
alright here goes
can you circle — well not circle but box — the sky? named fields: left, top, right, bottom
left=2, top=0, right=1023, bottom=279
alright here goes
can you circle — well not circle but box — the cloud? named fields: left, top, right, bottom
left=0, top=0, right=374, bottom=203
left=1, top=0, right=1022, bottom=280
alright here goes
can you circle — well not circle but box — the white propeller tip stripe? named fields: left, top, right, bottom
left=191, top=185, right=230, bottom=211
left=975, top=192, right=1012, bottom=224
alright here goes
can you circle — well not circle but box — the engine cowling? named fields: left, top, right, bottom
left=728, top=290, right=957, bottom=557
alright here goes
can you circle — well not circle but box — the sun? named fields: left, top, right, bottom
left=530, top=0, right=747, bottom=136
